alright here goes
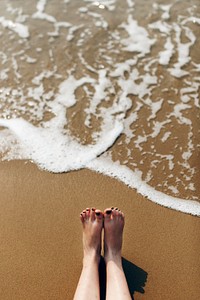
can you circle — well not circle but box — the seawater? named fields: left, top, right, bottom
left=0, top=0, right=199, bottom=215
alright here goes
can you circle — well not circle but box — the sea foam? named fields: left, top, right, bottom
left=0, top=0, right=199, bottom=216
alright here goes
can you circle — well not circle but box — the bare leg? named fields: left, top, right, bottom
left=104, top=207, right=132, bottom=300
left=73, top=208, right=103, bottom=300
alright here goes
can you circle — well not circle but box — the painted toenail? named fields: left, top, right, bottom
left=92, top=208, right=95, bottom=211
left=111, top=207, right=114, bottom=209
left=95, top=212, right=100, bottom=216
left=106, top=210, right=112, bottom=214
left=86, top=208, right=90, bottom=211
left=115, top=207, right=118, bottom=210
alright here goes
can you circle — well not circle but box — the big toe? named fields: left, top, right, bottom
left=95, top=209, right=103, bottom=223
left=104, top=208, right=113, bottom=221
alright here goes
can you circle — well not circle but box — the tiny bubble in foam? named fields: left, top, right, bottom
left=99, top=5, right=105, bottom=9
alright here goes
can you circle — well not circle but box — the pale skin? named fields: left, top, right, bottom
left=73, top=207, right=132, bottom=300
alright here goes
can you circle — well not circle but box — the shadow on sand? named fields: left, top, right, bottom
left=99, top=257, right=148, bottom=300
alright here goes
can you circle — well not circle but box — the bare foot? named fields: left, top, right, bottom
left=80, top=207, right=103, bottom=265
left=103, top=207, right=125, bottom=264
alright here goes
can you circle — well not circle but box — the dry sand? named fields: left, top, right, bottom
left=0, top=160, right=199, bottom=300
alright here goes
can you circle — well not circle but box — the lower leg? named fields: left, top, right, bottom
left=73, top=208, right=103, bottom=300
left=104, top=208, right=132, bottom=300
left=73, top=255, right=100, bottom=300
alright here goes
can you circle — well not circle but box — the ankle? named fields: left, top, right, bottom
left=104, top=250, right=122, bottom=267
left=83, top=252, right=100, bottom=266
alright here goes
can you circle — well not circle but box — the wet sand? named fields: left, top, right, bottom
left=0, top=160, right=199, bottom=300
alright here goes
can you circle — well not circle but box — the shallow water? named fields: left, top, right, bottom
left=0, top=0, right=199, bottom=215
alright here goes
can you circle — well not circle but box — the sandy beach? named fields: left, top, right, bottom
left=0, top=160, right=199, bottom=300
left=0, top=0, right=200, bottom=299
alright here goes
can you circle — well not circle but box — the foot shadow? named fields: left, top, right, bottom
left=122, top=257, right=148, bottom=299
left=99, top=257, right=148, bottom=300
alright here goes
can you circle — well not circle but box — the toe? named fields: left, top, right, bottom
left=104, top=208, right=112, bottom=220
left=111, top=209, right=118, bottom=219
left=82, top=210, right=86, bottom=220
left=80, top=213, right=84, bottom=223
left=91, top=207, right=96, bottom=221
left=95, top=209, right=103, bottom=222
left=85, top=208, right=90, bottom=219
left=116, top=208, right=122, bottom=218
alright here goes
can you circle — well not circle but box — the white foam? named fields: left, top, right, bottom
left=87, top=157, right=200, bottom=216
left=170, top=103, right=192, bottom=125
left=0, top=16, right=29, bottom=38
left=169, top=24, right=196, bottom=78
left=150, top=120, right=171, bottom=138
left=0, top=0, right=199, bottom=217
left=0, top=69, right=9, bottom=80
left=123, top=102, right=142, bottom=143
left=33, top=0, right=56, bottom=23
left=149, top=20, right=171, bottom=34
left=181, top=16, right=200, bottom=25
left=168, top=185, right=179, bottom=194
left=161, top=131, right=171, bottom=143
left=26, top=56, right=37, bottom=63
left=134, top=135, right=148, bottom=151
left=110, top=59, right=137, bottom=77
left=121, top=15, right=155, bottom=56
left=180, top=81, right=200, bottom=107
left=67, top=25, right=83, bottom=41
left=160, top=4, right=172, bottom=20
left=0, top=118, right=123, bottom=173
left=84, top=69, right=112, bottom=126
left=159, top=37, right=174, bottom=65
left=126, top=0, right=135, bottom=8
left=87, top=11, right=108, bottom=29
left=79, top=7, right=88, bottom=13
left=84, top=0, right=116, bottom=11
left=32, top=11, right=56, bottom=23
left=148, top=99, right=164, bottom=120
left=56, top=75, right=95, bottom=108
left=36, top=0, right=47, bottom=12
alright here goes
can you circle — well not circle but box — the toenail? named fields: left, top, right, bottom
left=111, top=207, right=114, bottom=210
left=95, top=212, right=100, bottom=216
left=115, top=207, right=118, bottom=210
left=86, top=208, right=90, bottom=211
left=92, top=208, right=95, bottom=211
left=106, top=210, right=112, bottom=214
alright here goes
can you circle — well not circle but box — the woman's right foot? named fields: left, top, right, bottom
left=103, top=207, right=125, bottom=264
left=80, top=207, right=103, bottom=265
